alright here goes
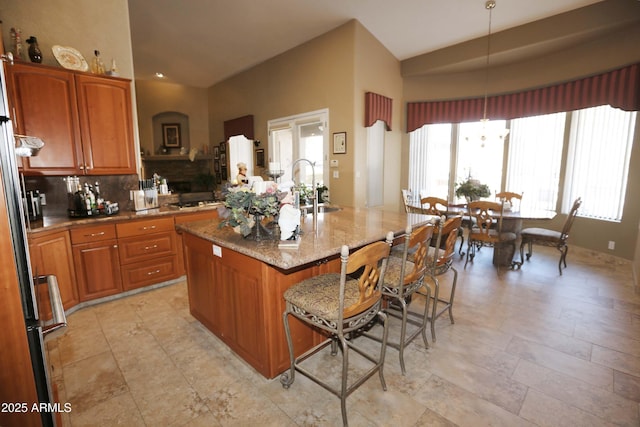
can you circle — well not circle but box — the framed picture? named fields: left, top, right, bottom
left=213, top=146, right=220, bottom=159
left=162, top=123, right=181, bottom=148
left=333, top=132, right=346, bottom=154
left=220, top=153, right=226, bottom=166
left=219, top=142, right=226, bottom=153
left=255, top=149, right=265, bottom=168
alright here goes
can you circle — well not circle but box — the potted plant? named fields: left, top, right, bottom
left=455, top=178, right=490, bottom=202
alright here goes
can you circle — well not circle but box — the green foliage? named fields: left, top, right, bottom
left=218, top=188, right=283, bottom=236
left=455, top=179, right=491, bottom=200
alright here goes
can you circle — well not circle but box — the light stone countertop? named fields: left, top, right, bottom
left=27, top=203, right=224, bottom=234
left=176, top=206, right=438, bottom=271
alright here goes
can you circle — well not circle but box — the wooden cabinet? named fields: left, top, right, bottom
left=70, top=224, right=122, bottom=301
left=28, top=229, right=79, bottom=314
left=182, top=231, right=336, bottom=378
left=5, top=62, right=136, bottom=176
left=116, top=217, right=179, bottom=291
left=174, top=209, right=218, bottom=274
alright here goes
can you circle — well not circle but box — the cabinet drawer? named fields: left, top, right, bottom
left=120, top=255, right=179, bottom=291
left=70, top=224, right=117, bottom=244
left=118, top=231, right=176, bottom=264
left=117, top=217, right=174, bottom=238
left=174, top=210, right=218, bottom=224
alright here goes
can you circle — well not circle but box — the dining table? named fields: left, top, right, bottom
left=410, top=202, right=556, bottom=267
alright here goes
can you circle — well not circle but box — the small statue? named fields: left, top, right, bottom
left=26, top=36, right=42, bottom=63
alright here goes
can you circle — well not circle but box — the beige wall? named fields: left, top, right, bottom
left=0, top=0, right=140, bottom=169
left=135, top=80, right=210, bottom=156
left=208, top=21, right=357, bottom=207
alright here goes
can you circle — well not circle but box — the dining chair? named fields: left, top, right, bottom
left=520, top=197, right=582, bottom=275
left=367, top=222, right=435, bottom=374
left=465, top=201, right=517, bottom=268
left=401, top=189, right=417, bottom=213
left=281, top=234, right=393, bottom=427
left=420, top=196, right=465, bottom=256
left=421, top=215, right=462, bottom=341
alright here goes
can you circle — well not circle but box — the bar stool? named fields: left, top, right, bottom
left=280, top=233, right=393, bottom=427
left=365, top=221, right=436, bottom=374
left=421, top=215, right=462, bottom=341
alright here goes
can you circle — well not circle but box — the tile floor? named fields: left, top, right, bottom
left=47, top=243, right=640, bottom=426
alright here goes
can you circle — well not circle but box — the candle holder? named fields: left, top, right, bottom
left=267, top=169, right=284, bottom=182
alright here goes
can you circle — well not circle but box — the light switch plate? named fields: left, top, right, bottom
left=333, top=171, right=339, bottom=178
left=330, top=159, right=338, bottom=167
left=212, top=245, right=222, bottom=257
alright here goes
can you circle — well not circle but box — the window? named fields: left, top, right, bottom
left=507, top=113, right=566, bottom=211
left=564, top=105, right=636, bottom=221
left=408, top=105, right=637, bottom=221
left=268, top=109, right=328, bottom=187
left=408, top=123, right=451, bottom=200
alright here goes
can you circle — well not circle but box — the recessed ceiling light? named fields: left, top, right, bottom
left=155, top=72, right=165, bottom=78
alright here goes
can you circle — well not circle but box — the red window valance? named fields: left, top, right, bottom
left=224, top=115, right=254, bottom=140
left=365, top=92, right=392, bottom=130
left=407, top=62, right=640, bottom=132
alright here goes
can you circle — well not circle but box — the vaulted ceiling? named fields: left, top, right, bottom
left=128, top=0, right=609, bottom=88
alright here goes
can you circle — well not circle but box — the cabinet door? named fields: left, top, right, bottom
left=6, top=62, right=83, bottom=175
left=174, top=210, right=219, bottom=274
left=73, top=239, right=122, bottom=301
left=29, top=230, right=79, bottom=312
left=75, top=74, right=136, bottom=175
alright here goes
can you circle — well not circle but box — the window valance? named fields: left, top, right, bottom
left=365, top=92, right=392, bottom=130
left=407, top=62, right=640, bottom=132
left=224, top=115, right=254, bottom=140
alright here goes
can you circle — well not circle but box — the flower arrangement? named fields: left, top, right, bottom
left=455, top=178, right=491, bottom=201
left=219, top=184, right=284, bottom=236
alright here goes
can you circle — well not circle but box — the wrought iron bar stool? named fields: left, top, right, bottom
left=280, top=233, right=393, bottom=427
left=365, top=221, right=436, bottom=374
left=420, top=215, right=462, bottom=342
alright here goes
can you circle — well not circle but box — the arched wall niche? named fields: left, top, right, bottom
left=152, top=111, right=190, bottom=154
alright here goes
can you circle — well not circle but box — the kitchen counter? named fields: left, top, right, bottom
left=178, top=206, right=436, bottom=378
left=177, top=206, right=436, bottom=271
left=27, top=203, right=224, bottom=234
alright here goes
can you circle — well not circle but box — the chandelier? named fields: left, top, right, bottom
left=470, top=0, right=509, bottom=146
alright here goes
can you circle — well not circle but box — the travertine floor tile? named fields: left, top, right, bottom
left=51, top=246, right=640, bottom=426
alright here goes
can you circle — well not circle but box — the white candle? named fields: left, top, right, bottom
left=269, top=162, right=280, bottom=171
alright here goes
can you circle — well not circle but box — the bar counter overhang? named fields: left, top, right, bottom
left=176, top=206, right=436, bottom=378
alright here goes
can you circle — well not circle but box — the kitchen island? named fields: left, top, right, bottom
left=176, top=206, right=436, bottom=378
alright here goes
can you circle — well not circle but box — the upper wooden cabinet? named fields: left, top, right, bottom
left=5, top=62, right=136, bottom=176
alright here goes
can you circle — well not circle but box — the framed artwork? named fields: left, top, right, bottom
left=220, top=153, right=226, bottom=166
left=162, top=123, right=181, bottom=148
left=213, top=146, right=220, bottom=159
left=219, top=141, right=226, bottom=153
left=333, top=132, right=346, bottom=154
left=255, top=149, right=265, bottom=168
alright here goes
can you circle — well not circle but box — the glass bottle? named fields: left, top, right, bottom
left=90, top=50, right=105, bottom=74
left=26, top=36, right=42, bottom=63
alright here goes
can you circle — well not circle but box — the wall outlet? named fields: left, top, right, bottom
left=39, top=193, right=46, bottom=205
left=333, top=170, right=339, bottom=178
left=608, top=240, right=615, bottom=250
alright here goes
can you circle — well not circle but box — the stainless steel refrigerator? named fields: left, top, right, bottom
left=0, top=56, right=66, bottom=427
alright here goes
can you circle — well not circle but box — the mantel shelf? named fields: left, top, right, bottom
left=142, top=154, right=213, bottom=161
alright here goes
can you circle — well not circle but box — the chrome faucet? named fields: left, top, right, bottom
left=291, top=158, right=318, bottom=232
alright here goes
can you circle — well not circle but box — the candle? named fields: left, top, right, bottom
left=269, top=162, right=281, bottom=171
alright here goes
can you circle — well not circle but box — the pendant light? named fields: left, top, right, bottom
left=472, top=0, right=509, bottom=146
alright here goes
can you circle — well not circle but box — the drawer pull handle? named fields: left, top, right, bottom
left=147, top=269, right=161, bottom=276
left=141, top=225, right=157, bottom=231
left=144, top=244, right=158, bottom=250
left=86, top=231, right=105, bottom=237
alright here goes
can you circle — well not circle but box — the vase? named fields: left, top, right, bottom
left=244, top=214, right=275, bottom=241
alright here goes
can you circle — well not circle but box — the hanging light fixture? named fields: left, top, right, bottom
left=470, top=0, right=509, bottom=146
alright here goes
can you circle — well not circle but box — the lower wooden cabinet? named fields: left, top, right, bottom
left=174, top=210, right=218, bottom=274
left=70, top=224, right=122, bottom=302
left=28, top=229, right=79, bottom=313
left=116, top=217, right=180, bottom=291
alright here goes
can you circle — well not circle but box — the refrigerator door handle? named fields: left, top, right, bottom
left=39, top=275, right=67, bottom=339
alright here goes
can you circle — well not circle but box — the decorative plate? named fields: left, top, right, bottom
left=51, top=45, right=89, bottom=72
